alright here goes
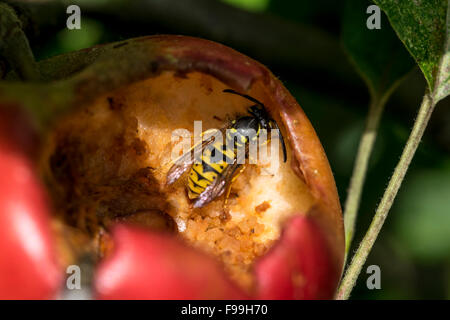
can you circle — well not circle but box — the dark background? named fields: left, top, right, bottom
left=20, top=0, right=450, bottom=299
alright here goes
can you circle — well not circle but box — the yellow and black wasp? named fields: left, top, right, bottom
left=166, top=89, right=287, bottom=209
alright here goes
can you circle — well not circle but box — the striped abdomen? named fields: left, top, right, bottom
left=187, top=140, right=235, bottom=199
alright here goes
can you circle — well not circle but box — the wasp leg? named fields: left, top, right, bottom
left=200, top=128, right=221, bottom=137
left=222, top=165, right=247, bottom=220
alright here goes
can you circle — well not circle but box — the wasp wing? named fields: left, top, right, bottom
left=166, top=127, right=226, bottom=185
left=193, top=159, right=242, bottom=208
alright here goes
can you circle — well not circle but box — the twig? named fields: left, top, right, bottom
left=342, top=75, right=407, bottom=258
left=336, top=91, right=436, bottom=299
left=343, top=95, right=386, bottom=259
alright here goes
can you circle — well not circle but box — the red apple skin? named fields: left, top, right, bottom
left=255, top=215, right=337, bottom=300
left=95, top=216, right=336, bottom=300
left=95, top=225, right=249, bottom=300
left=0, top=105, right=62, bottom=299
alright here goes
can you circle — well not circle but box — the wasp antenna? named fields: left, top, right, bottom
left=223, top=89, right=264, bottom=107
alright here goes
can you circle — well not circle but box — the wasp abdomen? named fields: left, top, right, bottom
left=187, top=141, right=233, bottom=199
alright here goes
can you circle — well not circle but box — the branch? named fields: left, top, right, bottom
left=342, top=77, right=407, bottom=259
left=336, top=91, right=437, bottom=299
left=343, top=95, right=386, bottom=258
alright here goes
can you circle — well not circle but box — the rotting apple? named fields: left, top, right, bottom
left=0, top=35, right=344, bottom=299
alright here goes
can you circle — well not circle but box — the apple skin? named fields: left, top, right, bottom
left=255, top=215, right=338, bottom=300
left=0, top=106, right=62, bottom=299
left=95, top=225, right=249, bottom=300
left=95, top=215, right=337, bottom=300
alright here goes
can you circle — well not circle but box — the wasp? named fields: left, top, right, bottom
left=166, top=89, right=287, bottom=209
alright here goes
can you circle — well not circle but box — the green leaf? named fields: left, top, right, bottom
left=342, top=0, right=415, bottom=100
left=374, top=0, right=450, bottom=103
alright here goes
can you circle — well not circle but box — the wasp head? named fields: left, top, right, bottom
left=223, top=89, right=287, bottom=162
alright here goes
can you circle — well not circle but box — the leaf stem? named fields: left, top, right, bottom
left=343, top=96, right=386, bottom=259
left=336, top=91, right=436, bottom=300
